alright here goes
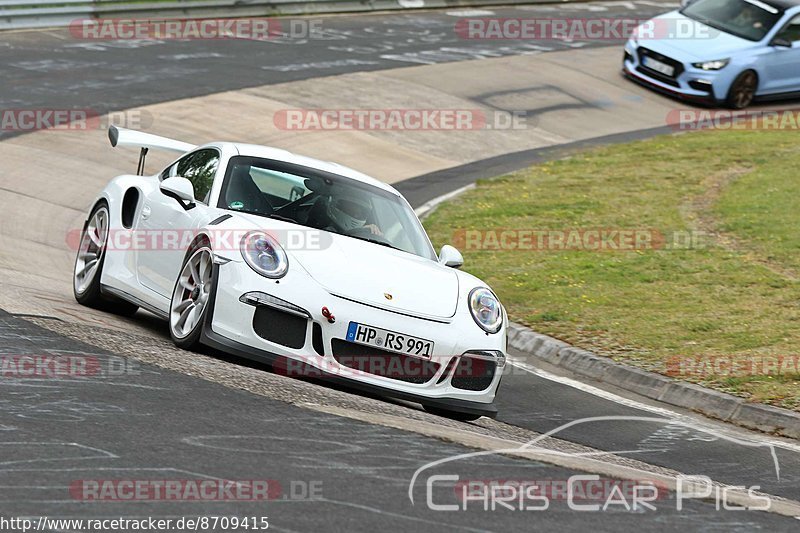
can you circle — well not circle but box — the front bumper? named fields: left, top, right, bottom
left=623, top=41, right=728, bottom=105
left=201, top=261, right=504, bottom=418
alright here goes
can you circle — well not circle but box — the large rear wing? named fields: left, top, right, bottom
left=108, top=125, right=196, bottom=175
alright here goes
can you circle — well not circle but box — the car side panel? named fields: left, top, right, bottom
left=93, top=174, right=173, bottom=313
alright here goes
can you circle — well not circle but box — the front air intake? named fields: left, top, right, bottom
left=252, top=306, right=307, bottom=349
left=451, top=353, right=497, bottom=391
left=331, top=339, right=440, bottom=384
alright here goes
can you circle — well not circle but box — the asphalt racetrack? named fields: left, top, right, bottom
left=1, top=2, right=800, bottom=531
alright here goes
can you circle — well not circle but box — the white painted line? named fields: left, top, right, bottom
left=414, top=183, right=475, bottom=220
left=508, top=356, right=800, bottom=454
left=445, top=9, right=495, bottom=16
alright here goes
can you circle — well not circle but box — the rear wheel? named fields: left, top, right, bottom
left=169, top=244, right=214, bottom=350
left=73, top=202, right=138, bottom=315
left=725, top=70, right=758, bottom=109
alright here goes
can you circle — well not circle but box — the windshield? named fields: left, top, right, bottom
left=681, top=0, right=783, bottom=41
left=217, top=156, right=436, bottom=260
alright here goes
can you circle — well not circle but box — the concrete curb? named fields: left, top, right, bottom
left=507, top=323, right=800, bottom=440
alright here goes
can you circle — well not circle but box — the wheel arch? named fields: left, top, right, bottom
left=83, top=196, right=110, bottom=227
left=725, top=69, right=760, bottom=108
left=182, top=232, right=213, bottom=261
left=83, top=173, right=148, bottom=229
left=743, top=67, right=760, bottom=85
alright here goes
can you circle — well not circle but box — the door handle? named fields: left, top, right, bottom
left=141, top=205, right=151, bottom=220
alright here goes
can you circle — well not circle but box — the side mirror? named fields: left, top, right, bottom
left=771, top=37, right=792, bottom=48
left=160, top=176, right=195, bottom=210
left=439, top=244, right=464, bottom=268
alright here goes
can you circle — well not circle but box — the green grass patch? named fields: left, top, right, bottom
left=424, top=130, right=800, bottom=411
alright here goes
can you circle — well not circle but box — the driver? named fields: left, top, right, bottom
left=733, top=6, right=764, bottom=30
left=327, top=194, right=383, bottom=237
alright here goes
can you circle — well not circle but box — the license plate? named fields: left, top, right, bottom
left=642, top=56, right=675, bottom=77
left=346, top=322, right=434, bottom=359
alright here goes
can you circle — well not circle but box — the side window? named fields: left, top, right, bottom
left=776, top=14, right=800, bottom=43
left=160, top=150, right=219, bottom=203
left=160, top=158, right=182, bottom=181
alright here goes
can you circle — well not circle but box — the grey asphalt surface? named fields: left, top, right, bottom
left=3, top=2, right=800, bottom=531
left=5, top=309, right=793, bottom=532
left=0, top=2, right=674, bottom=141
left=496, top=359, right=800, bottom=502
left=395, top=126, right=673, bottom=206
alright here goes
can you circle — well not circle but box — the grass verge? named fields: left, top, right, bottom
left=423, top=130, right=800, bottom=411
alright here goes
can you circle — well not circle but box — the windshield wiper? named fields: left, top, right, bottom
left=227, top=208, right=298, bottom=224
left=351, top=235, right=403, bottom=251
left=268, top=214, right=298, bottom=223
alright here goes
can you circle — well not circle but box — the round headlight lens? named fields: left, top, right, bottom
left=241, top=231, right=288, bottom=279
left=469, top=287, right=503, bottom=334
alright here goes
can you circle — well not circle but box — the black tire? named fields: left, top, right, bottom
left=423, top=405, right=482, bottom=422
left=168, top=240, right=214, bottom=350
left=106, top=300, right=140, bottom=317
left=73, top=201, right=139, bottom=316
left=725, top=70, right=758, bottom=110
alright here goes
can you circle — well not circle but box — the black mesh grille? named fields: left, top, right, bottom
left=689, top=80, right=713, bottom=93
left=451, top=355, right=496, bottom=391
left=252, top=306, right=307, bottom=349
left=331, top=339, right=440, bottom=384
left=636, top=47, right=684, bottom=88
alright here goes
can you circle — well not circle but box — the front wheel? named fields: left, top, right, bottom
left=169, top=245, right=214, bottom=350
left=725, top=71, right=758, bottom=109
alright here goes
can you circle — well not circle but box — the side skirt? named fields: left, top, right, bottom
left=101, top=284, right=169, bottom=320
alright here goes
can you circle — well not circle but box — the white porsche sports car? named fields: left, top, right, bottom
left=73, top=126, right=507, bottom=420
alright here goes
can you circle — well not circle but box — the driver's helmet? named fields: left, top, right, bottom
left=328, top=194, right=371, bottom=231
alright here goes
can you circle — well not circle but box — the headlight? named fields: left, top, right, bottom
left=468, top=287, right=503, bottom=334
left=240, top=231, right=288, bottom=279
left=692, top=59, right=729, bottom=71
